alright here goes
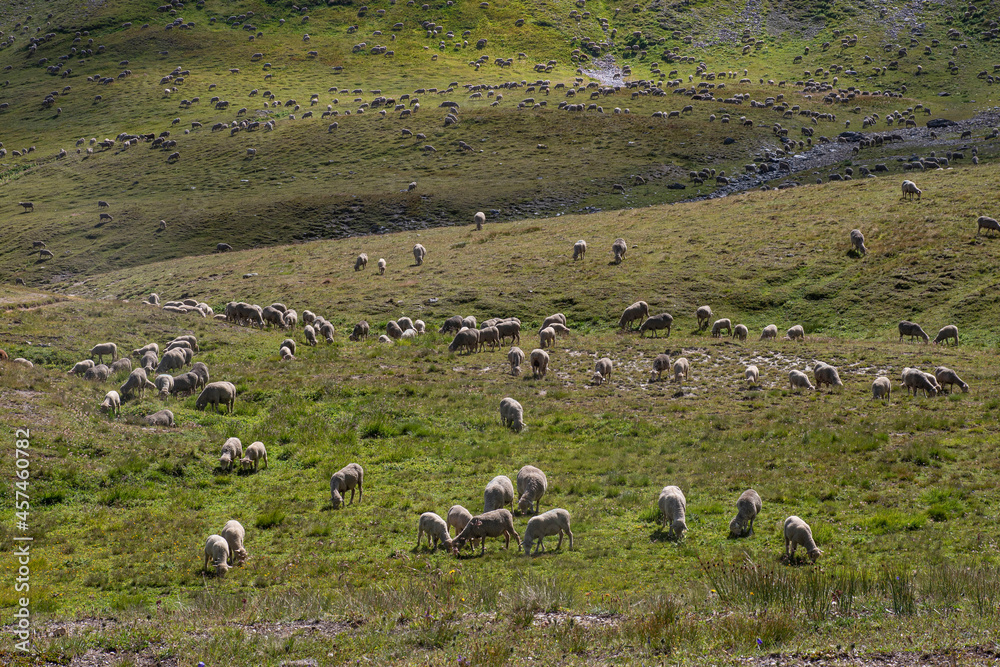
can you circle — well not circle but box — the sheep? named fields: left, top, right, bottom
left=500, top=397, right=525, bottom=432
left=784, top=515, right=823, bottom=563
left=541, top=313, right=567, bottom=329
left=474, top=211, right=486, bottom=230
left=320, top=322, right=335, bottom=343
left=573, top=239, right=587, bottom=260
left=484, top=475, right=515, bottom=512
left=728, top=489, right=762, bottom=538
left=760, top=324, right=778, bottom=340
left=154, top=349, right=184, bottom=374
left=934, top=366, right=969, bottom=393
left=204, top=535, right=231, bottom=576
left=508, top=346, right=525, bottom=376
left=611, top=237, right=627, bottom=264
left=219, top=438, right=244, bottom=471
left=386, top=320, right=404, bottom=340
left=195, top=381, right=237, bottom=413
left=658, top=486, right=687, bottom=539
left=872, top=376, right=891, bottom=401
left=452, top=509, right=520, bottom=555
left=154, top=374, right=174, bottom=397
left=901, top=179, right=922, bottom=200
left=745, top=365, right=760, bottom=386
left=523, top=508, right=573, bottom=555
left=354, top=253, right=368, bottom=271
left=439, top=316, right=464, bottom=334
left=414, top=320, right=426, bottom=334
left=517, top=465, right=547, bottom=514
left=594, top=357, right=613, bottom=383
left=901, top=367, right=938, bottom=397
left=495, top=320, right=521, bottom=345
left=478, top=325, right=501, bottom=351
left=144, top=409, right=174, bottom=426
left=132, top=343, right=159, bottom=358
left=447, top=505, right=480, bottom=550
left=12, top=358, right=34, bottom=369
left=898, top=320, right=929, bottom=343
left=619, top=301, right=649, bottom=330
left=100, top=390, right=121, bottom=416
left=220, top=519, right=247, bottom=564
left=933, top=325, right=959, bottom=346
left=639, top=313, right=672, bottom=337
left=416, top=512, right=454, bottom=551
left=789, top=370, right=814, bottom=390
left=673, top=357, right=690, bottom=383
left=529, top=348, right=549, bottom=379
left=241, top=441, right=268, bottom=470
left=711, top=318, right=732, bottom=337
left=119, top=368, right=156, bottom=400
left=412, top=243, right=427, bottom=266
left=376, top=258, right=386, bottom=275
left=191, top=362, right=210, bottom=389
left=650, top=353, right=671, bottom=382
left=850, top=229, right=867, bottom=255
left=448, top=329, right=479, bottom=354
left=813, top=362, right=843, bottom=389
left=977, top=216, right=1000, bottom=236
left=84, top=364, right=111, bottom=381
left=378, top=335, right=392, bottom=344
left=539, top=326, right=556, bottom=349
left=330, top=462, right=364, bottom=508
left=90, top=342, right=118, bottom=363
left=302, top=325, right=317, bottom=346
left=349, top=321, right=369, bottom=341
left=785, top=325, right=805, bottom=341
left=69, top=359, right=95, bottom=375
left=694, top=306, right=712, bottom=331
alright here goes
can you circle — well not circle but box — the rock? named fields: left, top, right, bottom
left=926, top=118, right=956, bottom=127
left=666, top=182, right=686, bottom=189
left=838, top=131, right=865, bottom=141
left=723, top=137, right=735, bottom=145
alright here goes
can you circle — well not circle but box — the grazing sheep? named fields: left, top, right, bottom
left=711, top=318, right=732, bottom=337
left=639, top=313, right=673, bottom=337
left=539, top=326, right=556, bottom=349
left=439, top=315, right=464, bottom=334
left=144, top=409, right=174, bottom=426
left=242, top=441, right=268, bottom=470
left=495, top=320, right=521, bottom=345
left=673, top=357, right=690, bottom=383
left=219, top=438, right=244, bottom=471
left=119, top=368, right=156, bottom=400
left=204, top=535, right=231, bottom=576
left=349, top=321, right=369, bottom=341
left=12, top=358, right=34, bottom=368
left=658, top=486, right=687, bottom=539
left=154, top=374, right=173, bottom=397
left=611, top=237, right=627, bottom=264
left=100, top=390, right=121, bottom=416
left=320, top=322, right=335, bottom=343
left=901, top=179, right=922, bottom=201
left=650, top=353, right=671, bottom=382
left=594, top=357, right=613, bottom=383
left=728, top=489, right=762, bottom=538
left=354, top=253, right=368, bottom=271
left=529, top=348, right=549, bottom=379
left=447, top=505, right=480, bottom=550
left=728, top=324, right=748, bottom=342
left=156, top=349, right=186, bottom=374
left=452, top=509, right=520, bottom=555
left=696, top=306, right=713, bottom=331
left=378, top=335, right=393, bottom=344
left=386, top=320, right=404, bottom=340
left=304, top=325, right=318, bottom=346
left=523, top=508, right=573, bottom=555
left=872, top=376, right=891, bottom=401
left=221, top=519, right=247, bottom=564
left=195, top=381, right=237, bottom=413
left=416, top=512, right=453, bottom=551
left=69, top=359, right=95, bottom=375
left=478, top=325, right=501, bottom=351
left=516, top=465, right=547, bottom=514
left=789, top=370, right=814, bottom=390
left=90, top=342, right=118, bottom=363
left=573, top=239, right=587, bottom=260
left=934, top=366, right=969, bottom=393
left=190, top=362, right=210, bottom=389
left=760, top=324, right=778, bottom=340
left=541, top=313, right=567, bottom=329
left=784, top=515, right=823, bottom=563
left=500, top=397, right=525, bottom=432
left=412, top=243, right=427, bottom=265
left=785, top=325, right=805, bottom=341
left=977, top=216, right=1000, bottom=236
left=745, top=365, right=760, bottom=386
left=377, top=258, right=386, bottom=275
left=414, top=320, right=426, bottom=334
left=898, top=320, right=929, bottom=343
left=484, top=475, right=515, bottom=512
left=619, top=301, right=649, bottom=330
left=901, top=368, right=939, bottom=397
left=84, top=364, right=111, bottom=381
left=132, top=343, right=159, bottom=358
left=474, top=211, right=486, bottom=230
left=330, top=463, right=364, bottom=508
left=216, top=242, right=231, bottom=252
left=850, top=229, right=867, bottom=255
left=448, top=329, right=479, bottom=354
left=812, top=362, right=843, bottom=389
left=508, top=346, right=525, bottom=376
left=933, top=325, right=959, bottom=346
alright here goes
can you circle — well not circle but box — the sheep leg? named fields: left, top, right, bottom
left=348, top=487, right=356, bottom=505
left=555, top=532, right=563, bottom=550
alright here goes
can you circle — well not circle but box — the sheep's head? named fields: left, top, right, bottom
left=807, top=547, right=824, bottom=562
left=219, top=454, right=232, bottom=469
left=649, top=370, right=659, bottom=382
left=591, top=371, right=604, bottom=386
left=331, top=486, right=344, bottom=509
left=511, top=365, right=521, bottom=377
left=518, top=497, right=534, bottom=515
left=728, top=517, right=745, bottom=539
left=672, top=519, right=687, bottom=539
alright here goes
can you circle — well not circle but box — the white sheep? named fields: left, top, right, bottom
left=733, top=324, right=748, bottom=341
left=539, top=326, right=556, bottom=349
left=933, top=325, right=959, bottom=346
left=594, top=357, right=613, bottom=384
left=483, top=475, right=515, bottom=512
left=789, top=370, right=814, bottom=390
left=220, top=519, right=247, bottom=564
left=90, top=342, right=118, bottom=363
left=474, top=211, right=486, bottom=230
left=696, top=306, right=713, bottom=331
left=412, top=243, right=427, bottom=265
left=304, top=325, right=318, bottom=346
left=728, top=489, right=761, bottom=538
left=812, top=362, right=843, bottom=389
left=785, top=325, right=805, bottom=341
left=416, top=512, right=453, bottom=551
left=711, top=318, right=732, bottom=337
left=529, top=348, right=549, bottom=379
left=934, top=366, right=968, bottom=393
left=572, top=239, right=587, bottom=260
left=784, top=515, right=823, bottom=562
left=658, top=485, right=687, bottom=539
left=451, top=509, right=520, bottom=555
left=850, top=229, right=867, bottom=255
left=760, top=324, right=778, bottom=340
left=330, top=463, right=364, bottom=508
left=69, top=359, right=95, bottom=375
left=219, top=437, right=243, bottom=471
left=650, top=353, right=671, bottom=382
left=241, top=441, right=268, bottom=471
left=619, top=301, right=649, bottom=330
left=508, top=346, right=525, bottom=376
left=499, top=397, right=525, bottom=432
left=977, top=216, right=1000, bottom=236
left=354, top=253, right=368, bottom=271
left=901, top=179, right=922, bottom=201
left=516, top=465, right=547, bottom=514
left=673, top=357, right=690, bottom=383
left=611, top=237, right=627, bottom=263
left=204, top=534, right=231, bottom=576
left=872, top=376, right=891, bottom=401
left=523, top=508, right=573, bottom=555
left=745, top=365, right=759, bottom=386
left=446, top=505, right=480, bottom=550
left=377, top=258, right=386, bottom=274
left=100, top=390, right=121, bottom=416
left=144, top=409, right=174, bottom=426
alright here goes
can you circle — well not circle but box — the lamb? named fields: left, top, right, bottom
left=119, top=368, right=156, bottom=400
left=90, top=342, right=118, bottom=363
left=69, top=359, right=95, bottom=375
left=933, top=325, right=959, bottom=346
left=529, top=348, right=549, bottom=379
left=517, top=465, right=547, bottom=514
left=195, top=381, right=237, bottom=413
left=898, top=320, right=929, bottom=343
left=658, top=486, right=687, bottom=539
left=611, top=237, right=627, bottom=264
left=447, top=505, right=480, bottom=550
left=241, top=441, right=268, bottom=470
left=354, top=253, right=368, bottom=271
left=745, top=365, right=760, bottom=385
left=541, top=313, right=567, bottom=329
left=789, top=370, right=814, bottom=390
left=474, top=211, right=486, bottom=230
left=934, top=366, right=968, bottom=393
left=572, top=239, right=587, bottom=260
left=451, top=509, right=520, bottom=555
left=673, top=357, right=690, bottom=383
left=850, top=229, right=867, bottom=255
left=812, top=362, right=843, bottom=389
left=219, top=438, right=244, bottom=471
left=220, top=519, right=247, bottom=564
left=156, top=348, right=186, bottom=374
left=100, top=390, right=121, bottom=416
left=539, top=326, right=556, bottom=349
left=639, top=313, right=673, bottom=337
left=594, top=357, right=613, bottom=383
left=728, top=489, right=762, bottom=538
left=83, top=364, right=111, bottom=381
left=204, top=535, right=231, bottom=576
left=330, top=462, right=364, bottom=508
left=500, top=397, right=525, bottom=432
left=484, top=475, right=515, bottom=512
left=144, top=409, right=174, bottom=426
left=977, top=216, right=1000, bottom=236
left=155, top=374, right=174, bottom=397
left=508, top=346, right=525, bottom=376
left=377, top=258, right=386, bottom=274
left=871, top=376, right=891, bottom=401
left=523, top=508, right=573, bottom=555
left=901, top=179, right=922, bottom=200
left=760, top=324, right=778, bottom=340
left=650, top=353, right=671, bottom=382
left=416, top=512, right=454, bottom=551
left=448, top=329, right=479, bottom=354
left=412, top=243, right=427, bottom=266
left=784, top=515, right=823, bottom=562
left=733, top=324, right=748, bottom=341
left=711, top=318, right=732, bottom=337
left=618, top=301, right=649, bottom=330
left=785, top=325, right=805, bottom=341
